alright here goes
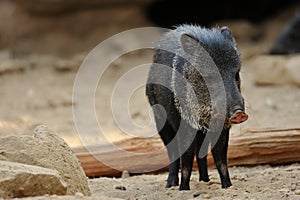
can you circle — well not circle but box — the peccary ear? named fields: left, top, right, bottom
left=221, top=26, right=235, bottom=42
left=180, top=33, right=201, bottom=55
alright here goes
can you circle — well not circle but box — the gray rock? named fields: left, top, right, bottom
left=193, top=191, right=207, bottom=197
left=0, top=160, right=67, bottom=198
left=0, top=125, right=91, bottom=196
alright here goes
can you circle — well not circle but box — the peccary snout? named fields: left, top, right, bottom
left=229, top=108, right=248, bottom=124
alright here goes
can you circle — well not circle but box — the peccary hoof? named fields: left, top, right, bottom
left=199, top=176, right=210, bottom=182
left=166, top=175, right=179, bottom=188
left=179, top=184, right=190, bottom=190
left=221, top=181, right=232, bottom=189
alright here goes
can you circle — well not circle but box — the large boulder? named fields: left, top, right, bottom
left=0, top=125, right=91, bottom=196
left=0, top=160, right=67, bottom=198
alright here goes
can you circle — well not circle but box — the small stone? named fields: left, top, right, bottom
left=193, top=191, right=207, bottom=197
left=203, top=194, right=211, bottom=199
left=279, top=188, right=289, bottom=193
left=114, top=185, right=126, bottom=191
left=239, top=175, right=248, bottom=181
left=75, top=193, right=85, bottom=199
left=291, top=185, right=296, bottom=191
left=121, top=170, right=130, bottom=179
left=75, top=192, right=84, bottom=197
left=231, top=174, right=237, bottom=180
left=294, top=190, right=300, bottom=195
left=34, top=125, right=51, bottom=134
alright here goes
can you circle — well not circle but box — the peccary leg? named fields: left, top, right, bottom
left=157, top=121, right=180, bottom=188
left=166, top=153, right=180, bottom=188
left=148, top=88, right=181, bottom=188
left=195, top=132, right=209, bottom=182
left=211, top=128, right=232, bottom=188
left=178, top=127, right=196, bottom=190
left=179, top=144, right=194, bottom=190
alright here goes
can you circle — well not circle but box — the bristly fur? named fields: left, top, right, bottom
left=145, top=24, right=245, bottom=190
left=147, top=24, right=242, bottom=131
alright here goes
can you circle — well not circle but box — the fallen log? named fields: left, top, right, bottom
left=225, top=128, right=300, bottom=166
left=74, top=128, right=300, bottom=177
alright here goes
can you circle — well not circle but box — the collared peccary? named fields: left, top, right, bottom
left=270, top=13, right=300, bottom=54
left=146, top=24, right=248, bottom=190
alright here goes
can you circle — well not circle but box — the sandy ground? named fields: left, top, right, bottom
left=88, top=164, right=300, bottom=200
left=0, top=2, right=300, bottom=200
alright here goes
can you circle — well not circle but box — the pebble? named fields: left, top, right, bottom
left=231, top=175, right=237, bottom=180
left=193, top=191, right=207, bottom=197
left=75, top=192, right=84, bottom=199
left=239, top=175, right=248, bottom=181
left=114, top=185, right=126, bottom=191
left=121, top=170, right=130, bottom=179
left=203, top=194, right=211, bottom=199
left=75, top=192, right=84, bottom=196
left=279, top=188, right=289, bottom=193
left=294, top=190, right=300, bottom=195
left=291, top=184, right=296, bottom=191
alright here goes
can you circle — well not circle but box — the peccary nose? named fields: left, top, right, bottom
left=229, top=109, right=248, bottom=124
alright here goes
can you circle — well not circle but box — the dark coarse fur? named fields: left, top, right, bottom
left=270, top=13, right=300, bottom=54
left=146, top=24, right=246, bottom=190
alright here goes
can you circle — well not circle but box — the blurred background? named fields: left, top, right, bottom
left=0, top=0, right=300, bottom=148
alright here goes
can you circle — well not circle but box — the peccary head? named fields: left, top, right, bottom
left=172, top=25, right=248, bottom=130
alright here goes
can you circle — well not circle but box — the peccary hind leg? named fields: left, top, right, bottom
left=158, top=121, right=180, bottom=188
left=178, top=127, right=197, bottom=190
left=195, top=132, right=209, bottom=182
left=212, top=128, right=232, bottom=188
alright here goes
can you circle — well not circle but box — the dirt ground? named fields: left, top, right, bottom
left=0, top=1, right=300, bottom=199
left=88, top=164, right=300, bottom=200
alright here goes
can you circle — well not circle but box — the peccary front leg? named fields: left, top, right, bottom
left=179, top=144, right=194, bottom=190
left=211, top=128, right=232, bottom=188
left=165, top=143, right=180, bottom=188
left=195, top=132, right=209, bottom=182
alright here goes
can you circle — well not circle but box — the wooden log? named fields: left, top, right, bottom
left=74, top=137, right=169, bottom=177
left=74, top=128, right=300, bottom=177
left=225, top=128, right=300, bottom=167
